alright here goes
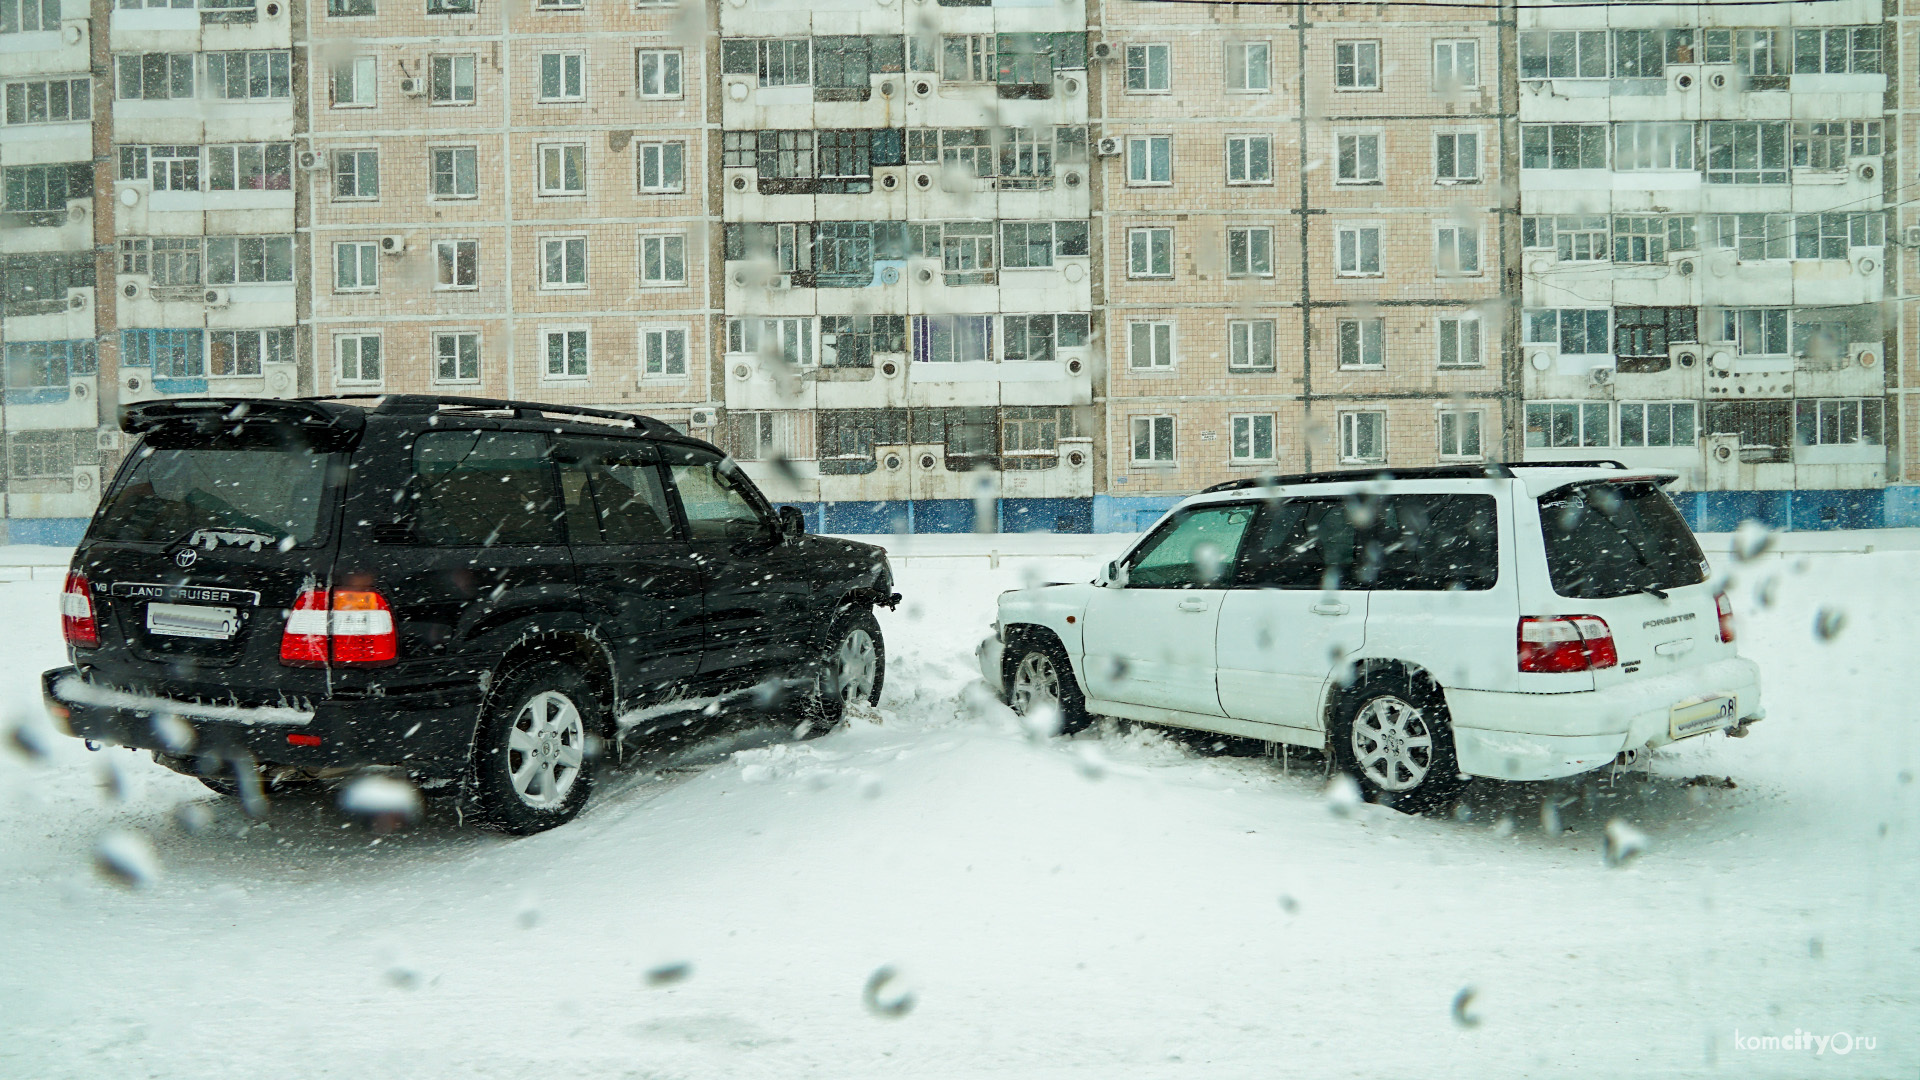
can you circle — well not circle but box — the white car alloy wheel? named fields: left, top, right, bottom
left=833, top=626, right=879, bottom=704
left=506, top=690, right=586, bottom=809
left=1350, top=695, right=1434, bottom=792
left=1010, top=651, right=1062, bottom=715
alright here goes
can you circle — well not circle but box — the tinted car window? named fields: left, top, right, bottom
left=1539, top=481, right=1708, bottom=599
left=1125, top=503, right=1254, bottom=588
left=558, top=442, right=675, bottom=545
left=1236, top=498, right=1360, bottom=590
left=412, top=431, right=561, bottom=546
left=1365, top=494, right=1499, bottom=591
left=666, top=449, right=771, bottom=543
left=94, top=443, right=333, bottom=546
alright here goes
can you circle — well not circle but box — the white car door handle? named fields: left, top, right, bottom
left=1177, top=598, right=1209, bottom=612
left=1310, top=602, right=1349, bottom=616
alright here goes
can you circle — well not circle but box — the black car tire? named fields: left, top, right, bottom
left=796, top=607, right=886, bottom=738
left=1329, top=675, right=1468, bottom=815
left=469, top=660, right=602, bottom=834
left=1005, top=636, right=1092, bottom=736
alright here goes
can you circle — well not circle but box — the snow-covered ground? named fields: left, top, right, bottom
left=1, top=533, right=1914, bottom=1078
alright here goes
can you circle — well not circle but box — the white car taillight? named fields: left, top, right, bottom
left=1518, top=615, right=1618, bottom=673
left=61, top=570, right=99, bottom=649
left=1715, top=592, right=1735, bottom=644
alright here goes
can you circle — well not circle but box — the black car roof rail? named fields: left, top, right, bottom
left=309, top=394, right=683, bottom=436
left=122, top=397, right=364, bottom=434
left=1199, top=463, right=1516, bottom=495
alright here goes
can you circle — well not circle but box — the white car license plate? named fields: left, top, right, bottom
left=146, top=602, right=239, bottom=641
left=1669, top=693, right=1737, bottom=741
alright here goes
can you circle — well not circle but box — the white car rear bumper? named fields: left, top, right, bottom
left=1447, top=657, right=1762, bottom=782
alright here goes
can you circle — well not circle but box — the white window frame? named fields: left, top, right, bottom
left=1337, top=317, right=1385, bottom=370
left=541, top=326, right=591, bottom=381
left=637, top=232, right=688, bottom=287
left=1128, top=320, right=1175, bottom=370
left=1227, top=227, right=1273, bottom=278
left=429, top=144, right=478, bottom=200
left=1437, top=408, right=1484, bottom=461
left=1335, top=224, right=1383, bottom=277
left=1335, top=131, right=1382, bottom=185
left=1226, top=40, right=1271, bottom=93
left=1227, top=319, right=1276, bottom=372
left=1126, top=135, right=1172, bottom=186
left=1436, top=314, right=1482, bottom=368
left=333, top=241, right=379, bottom=293
left=332, top=56, right=376, bottom=108
left=639, top=324, right=690, bottom=380
left=536, top=141, right=586, bottom=197
left=332, top=147, right=379, bottom=201
left=635, top=49, right=683, bottom=99
left=1338, top=410, right=1387, bottom=464
left=1230, top=413, right=1278, bottom=463
left=1432, top=38, right=1479, bottom=91
left=334, top=332, right=383, bottom=386
left=429, top=54, right=476, bottom=106
left=432, top=330, right=482, bottom=385
left=539, top=234, right=588, bottom=290
left=1128, top=227, right=1174, bottom=279
left=1130, top=414, right=1177, bottom=464
left=1435, top=222, right=1481, bottom=277
left=1226, top=134, right=1273, bottom=185
left=1125, top=44, right=1172, bottom=94
left=636, top=140, right=686, bottom=194
left=1618, top=400, right=1699, bottom=448
left=433, top=238, right=479, bottom=291
left=1335, top=40, right=1381, bottom=91
left=538, top=50, right=586, bottom=103
left=1434, top=130, right=1480, bottom=184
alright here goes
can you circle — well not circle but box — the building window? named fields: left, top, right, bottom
left=1612, top=215, right=1695, bottom=262
left=119, top=237, right=202, bottom=285
left=1338, top=412, right=1386, bottom=464
left=431, top=146, right=478, bottom=198
left=1791, top=212, right=1882, bottom=259
left=1002, top=313, right=1087, bottom=363
left=1705, top=122, right=1788, bottom=184
left=818, top=314, right=907, bottom=367
left=126, top=146, right=199, bottom=192
left=434, top=239, right=478, bottom=289
left=1714, top=308, right=1789, bottom=357
left=1131, top=415, right=1175, bottom=463
left=1334, top=41, right=1379, bottom=90
left=206, top=52, right=292, bottom=100
left=1227, top=134, right=1272, bottom=184
left=333, top=149, right=379, bottom=200
left=1, top=0, right=59, bottom=33
left=537, top=142, right=585, bottom=195
left=1432, top=39, right=1478, bottom=91
left=1796, top=399, right=1882, bottom=447
left=1519, top=30, right=1607, bottom=79
left=539, top=52, right=585, bottom=102
left=544, top=329, right=589, bottom=379
left=115, top=54, right=195, bottom=100
left=1125, top=44, right=1171, bottom=92
left=641, top=326, right=688, bottom=377
left=940, top=222, right=995, bottom=284
left=1792, top=27, right=1880, bottom=75
left=3, top=78, right=91, bottom=125
left=1434, top=131, right=1478, bottom=183
left=336, top=333, right=382, bottom=384
left=1437, top=316, right=1481, bottom=368
left=1614, top=307, right=1697, bottom=371
left=3, top=162, right=93, bottom=211
left=205, top=235, right=294, bottom=284
left=732, top=317, right=815, bottom=366
left=1619, top=402, right=1697, bottom=448
left=1003, top=406, right=1074, bottom=456
left=334, top=242, right=379, bottom=292
left=1226, top=41, right=1270, bottom=92
left=1525, top=402, right=1610, bottom=448
left=434, top=332, right=480, bottom=382
left=332, top=56, right=376, bottom=107
left=1791, top=120, right=1880, bottom=170
left=431, top=54, right=476, bottom=105
left=1228, top=320, right=1275, bottom=372
left=638, top=234, right=687, bottom=286
left=1335, top=226, right=1382, bottom=276
left=635, top=49, right=682, bottom=99
left=942, top=35, right=994, bottom=84
left=427, top=0, right=473, bottom=14
left=1521, top=124, right=1607, bottom=169
left=1438, top=410, right=1482, bottom=460
left=1231, top=414, right=1276, bottom=462
left=912, top=315, right=992, bottom=364
left=206, top=143, right=292, bottom=192
left=328, top=0, right=375, bottom=15
left=1000, top=221, right=1064, bottom=269
left=1126, top=135, right=1172, bottom=186
left=1435, top=223, right=1480, bottom=276
left=208, top=327, right=292, bottom=377
left=1525, top=308, right=1609, bottom=354
left=636, top=141, right=685, bottom=193
left=1227, top=227, right=1272, bottom=278
left=1128, top=321, right=1174, bottom=369
left=3, top=341, right=96, bottom=393
left=540, top=236, right=587, bottom=289
left=1337, top=318, right=1384, bottom=369
left=1705, top=213, right=1792, bottom=261
left=1128, top=228, right=1173, bottom=278
left=1614, top=122, right=1694, bottom=171
left=121, top=328, right=204, bottom=379
left=1335, top=133, right=1379, bottom=184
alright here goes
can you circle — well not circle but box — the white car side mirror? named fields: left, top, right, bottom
left=1101, top=559, right=1128, bottom=588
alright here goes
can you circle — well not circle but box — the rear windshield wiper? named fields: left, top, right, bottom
left=1631, top=584, right=1669, bottom=601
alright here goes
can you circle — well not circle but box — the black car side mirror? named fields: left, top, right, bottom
left=777, top=505, right=806, bottom=539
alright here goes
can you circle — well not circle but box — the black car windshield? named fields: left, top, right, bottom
left=1538, top=481, right=1707, bottom=599
left=92, top=444, right=334, bottom=547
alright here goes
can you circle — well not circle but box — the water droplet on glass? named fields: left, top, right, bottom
left=646, top=961, right=692, bottom=987
left=1451, top=986, right=1482, bottom=1028
left=1731, top=520, right=1773, bottom=562
left=1323, top=774, right=1362, bottom=816
left=1812, top=606, right=1846, bottom=642
left=338, top=774, right=422, bottom=832
left=94, top=830, right=159, bottom=889
left=862, top=965, right=915, bottom=1019
left=173, top=801, right=212, bottom=834
left=1602, top=818, right=1648, bottom=868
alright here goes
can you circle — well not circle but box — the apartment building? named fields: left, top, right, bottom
left=1895, top=1, right=1920, bottom=518
left=1518, top=1, right=1893, bottom=528
left=1093, top=1, right=1516, bottom=530
left=304, top=0, right=716, bottom=430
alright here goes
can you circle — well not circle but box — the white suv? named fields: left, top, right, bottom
left=979, top=464, right=1763, bottom=811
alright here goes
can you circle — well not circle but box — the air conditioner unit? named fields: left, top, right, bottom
left=380, top=234, right=406, bottom=254
left=1905, top=225, right=1920, bottom=248
left=69, top=291, right=87, bottom=310
left=399, top=76, right=426, bottom=97
left=1095, top=136, right=1123, bottom=157
left=1091, top=42, right=1115, bottom=62
left=689, top=407, right=718, bottom=427
left=298, top=150, right=327, bottom=170
left=768, top=274, right=791, bottom=291
left=1588, top=366, right=1614, bottom=387
left=98, top=429, right=121, bottom=451
left=203, top=288, right=229, bottom=307
left=1056, top=73, right=1082, bottom=96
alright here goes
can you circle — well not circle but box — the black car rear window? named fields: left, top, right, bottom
left=1538, top=481, right=1707, bottom=599
left=94, top=444, right=334, bottom=547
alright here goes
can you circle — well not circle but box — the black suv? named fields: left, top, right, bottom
left=44, top=396, right=898, bottom=833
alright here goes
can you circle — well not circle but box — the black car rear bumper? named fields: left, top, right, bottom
left=43, top=666, right=482, bottom=784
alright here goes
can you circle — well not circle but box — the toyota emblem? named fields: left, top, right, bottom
left=174, top=548, right=197, bottom=568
